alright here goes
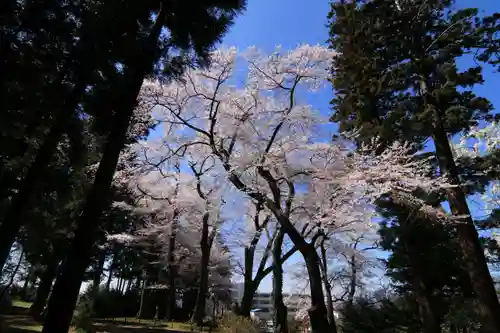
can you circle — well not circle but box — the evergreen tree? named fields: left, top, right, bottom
left=41, top=2, right=245, bottom=332
left=327, top=0, right=500, bottom=331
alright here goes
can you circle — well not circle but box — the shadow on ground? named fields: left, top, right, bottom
left=93, top=321, right=188, bottom=333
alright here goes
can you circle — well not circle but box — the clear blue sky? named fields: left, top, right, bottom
left=217, top=0, right=500, bottom=293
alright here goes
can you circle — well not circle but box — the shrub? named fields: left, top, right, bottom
left=218, top=313, right=263, bottom=333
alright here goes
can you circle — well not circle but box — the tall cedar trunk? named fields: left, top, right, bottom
left=319, top=240, right=335, bottom=327
left=92, top=251, right=106, bottom=295
left=137, top=278, right=147, bottom=318
left=272, top=228, right=288, bottom=333
left=192, top=213, right=211, bottom=325
left=427, top=90, right=500, bottom=333
left=29, top=261, right=59, bottom=319
left=165, top=226, right=177, bottom=321
left=41, top=10, right=166, bottom=332
left=401, top=222, right=441, bottom=333
left=304, top=246, right=337, bottom=333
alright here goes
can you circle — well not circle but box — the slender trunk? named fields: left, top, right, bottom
left=137, top=279, right=147, bottom=318
left=134, top=273, right=142, bottom=290
left=165, top=227, right=177, bottom=322
left=92, top=252, right=106, bottom=295
left=347, top=254, right=357, bottom=306
left=41, top=10, right=167, bottom=332
left=106, top=255, right=116, bottom=292
left=319, top=239, right=335, bottom=327
left=272, top=228, right=288, bottom=333
left=192, top=213, right=211, bottom=325
left=30, top=261, right=58, bottom=319
left=21, top=271, right=30, bottom=301
left=0, top=249, right=23, bottom=302
left=117, top=275, right=123, bottom=293
left=239, top=282, right=258, bottom=317
left=428, top=94, right=500, bottom=333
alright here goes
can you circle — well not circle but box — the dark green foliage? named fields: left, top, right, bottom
left=339, top=295, right=422, bottom=333
left=327, top=1, right=500, bottom=331
left=328, top=0, right=496, bottom=148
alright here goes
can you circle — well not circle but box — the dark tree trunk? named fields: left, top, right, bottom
left=106, top=255, right=116, bottom=292
left=319, top=239, right=335, bottom=327
left=191, top=213, right=212, bottom=326
left=428, top=96, right=500, bottom=333
left=92, top=251, right=106, bottom=295
left=401, top=221, right=442, bottom=333
left=137, top=279, right=147, bottom=318
left=239, top=281, right=258, bottom=317
left=165, top=227, right=177, bottom=322
left=134, top=272, right=142, bottom=290
left=272, top=228, right=288, bottom=333
left=126, top=279, right=132, bottom=293
left=304, top=246, right=337, bottom=333
left=30, top=261, right=59, bottom=319
left=41, top=10, right=167, bottom=332
left=346, top=253, right=357, bottom=306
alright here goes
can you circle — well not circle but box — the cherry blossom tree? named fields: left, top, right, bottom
left=137, top=45, right=452, bottom=333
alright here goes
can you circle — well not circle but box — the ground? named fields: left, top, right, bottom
left=1, top=301, right=209, bottom=333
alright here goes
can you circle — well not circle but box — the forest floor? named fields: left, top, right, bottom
left=0, top=302, right=206, bottom=333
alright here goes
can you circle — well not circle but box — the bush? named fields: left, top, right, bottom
left=0, top=286, right=12, bottom=314
left=218, top=313, right=263, bottom=333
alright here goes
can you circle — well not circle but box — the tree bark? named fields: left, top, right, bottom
left=428, top=93, right=500, bottom=333
left=165, top=226, right=177, bottom=322
left=92, top=251, right=106, bottom=295
left=401, top=221, right=441, bottom=333
left=30, top=261, right=59, bottom=319
left=304, top=246, right=337, bottom=333
left=319, top=239, right=335, bottom=327
left=191, top=212, right=212, bottom=325
left=41, top=9, right=167, bottom=333
left=105, top=254, right=116, bottom=292
left=272, top=228, right=288, bottom=333
left=137, top=279, right=147, bottom=318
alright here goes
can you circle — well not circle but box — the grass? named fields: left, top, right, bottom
left=2, top=301, right=213, bottom=333
left=98, top=317, right=215, bottom=332
left=12, top=300, right=32, bottom=309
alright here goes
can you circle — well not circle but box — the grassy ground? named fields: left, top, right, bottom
left=1, top=301, right=213, bottom=333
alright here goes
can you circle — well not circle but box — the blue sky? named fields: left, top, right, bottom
left=216, top=0, right=500, bottom=293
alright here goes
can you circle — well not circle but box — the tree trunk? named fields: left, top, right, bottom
left=304, top=247, right=337, bottom=333
left=346, top=253, right=357, bottom=306
left=165, top=228, right=177, bottom=322
left=272, top=228, right=288, bottom=333
left=30, top=261, right=58, bottom=319
left=319, top=239, right=335, bottom=327
left=401, top=221, right=442, bottom=333
left=105, top=255, right=116, bottom=292
left=137, top=279, right=147, bottom=318
left=429, top=97, right=500, bottom=333
left=239, top=281, right=258, bottom=317
left=92, top=251, right=106, bottom=295
left=126, top=279, right=132, bottom=293
left=41, top=10, right=167, bottom=332
left=192, top=213, right=211, bottom=326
